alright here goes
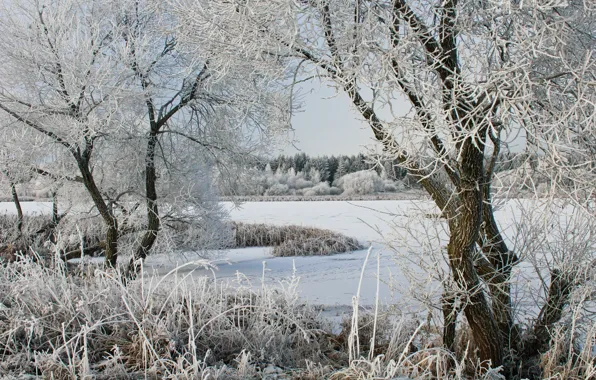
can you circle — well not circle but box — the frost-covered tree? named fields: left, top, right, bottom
left=0, top=0, right=291, bottom=268
left=335, top=157, right=348, bottom=183
left=172, top=0, right=596, bottom=372
left=117, top=0, right=291, bottom=273
left=0, top=0, right=136, bottom=265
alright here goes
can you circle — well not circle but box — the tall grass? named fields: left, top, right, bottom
left=1, top=254, right=593, bottom=378
left=0, top=256, right=336, bottom=379
left=232, top=222, right=362, bottom=257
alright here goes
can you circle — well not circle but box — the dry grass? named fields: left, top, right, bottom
left=0, top=214, right=55, bottom=264
left=232, top=222, right=363, bottom=256
left=0, top=257, right=338, bottom=379
left=1, top=257, right=594, bottom=379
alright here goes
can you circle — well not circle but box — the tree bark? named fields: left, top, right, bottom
left=10, top=181, right=23, bottom=237
left=480, top=143, right=520, bottom=352
left=128, top=129, right=160, bottom=276
left=52, top=191, right=59, bottom=226
left=77, top=160, right=119, bottom=267
left=442, top=289, right=458, bottom=352
left=447, top=136, right=504, bottom=366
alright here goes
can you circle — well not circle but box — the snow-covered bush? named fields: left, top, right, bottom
left=336, top=170, right=384, bottom=195
left=265, top=183, right=290, bottom=196
left=303, top=182, right=332, bottom=197
left=288, top=176, right=313, bottom=190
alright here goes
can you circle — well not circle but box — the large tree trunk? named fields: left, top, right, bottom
left=480, top=146, right=520, bottom=357
left=442, top=289, right=458, bottom=352
left=480, top=201, right=519, bottom=348
left=128, top=129, right=160, bottom=275
left=77, top=160, right=119, bottom=267
left=447, top=136, right=504, bottom=366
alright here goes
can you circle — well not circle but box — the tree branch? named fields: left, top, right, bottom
left=0, top=103, right=75, bottom=152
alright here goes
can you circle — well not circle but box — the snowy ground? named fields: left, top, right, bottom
left=1, top=200, right=441, bottom=307
left=0, top=199, right=572, bottom=310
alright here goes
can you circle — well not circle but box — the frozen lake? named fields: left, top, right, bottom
left=1, top=200, right=441, bottom=307
left=0, top=199, right=574, bottom=312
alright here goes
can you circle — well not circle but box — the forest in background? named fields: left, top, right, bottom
left=218, top=151, right=546, bottom=197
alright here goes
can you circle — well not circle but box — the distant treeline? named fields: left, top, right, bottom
left=249, top=151, right=532, bottom=184
left=251, top=153, right=407, bottom=184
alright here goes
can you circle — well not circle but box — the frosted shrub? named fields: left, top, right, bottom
left=303, top=182, right=332, bottom=196
left=265, top=183, right=290, bottom=196
left=337, top=170, right=384, bottom=195
left=288, top=176, right=313, bottom=190
left=383, top=179, right=404, bottom=193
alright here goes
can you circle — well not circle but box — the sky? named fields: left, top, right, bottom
left=284, top=81, right=526, bottom=157
left=281, top=83, right=380, bottom=156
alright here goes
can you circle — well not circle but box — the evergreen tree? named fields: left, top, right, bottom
left=294, top=152, right=307, bottom=172
left=336, top=157, right=347, bottom=181
left=303, top=160, right=313, bottom=179
left=317, top=156, right=330, bottom=183
left=328, top=156, right=339, bottom=183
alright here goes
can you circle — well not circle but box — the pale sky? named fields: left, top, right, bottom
left=282, top=83, right=379, bottom=156
left=284, top=82, right=525, bottom=157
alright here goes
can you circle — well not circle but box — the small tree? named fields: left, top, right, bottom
left=0, top=0, right=135, bottom=266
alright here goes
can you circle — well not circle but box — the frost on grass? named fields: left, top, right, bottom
left=2, top=256, right=593, bottom=379
left=232, top=222, right=363, bottom=256
left=0, top=257, right=449, bottom=379
left=0, top=257, right=337, bottom=378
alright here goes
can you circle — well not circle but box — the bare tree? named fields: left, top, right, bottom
left=0, top=0, right=138, bottom=266
left=0, top=0, right=292, bottom=269
left=117, top=1, right=292, bottom=274
left=171, top=0, right=595, bottom=373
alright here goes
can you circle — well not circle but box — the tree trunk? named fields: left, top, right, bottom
left=442, top=289, right=458, bottom=352
left=128, top=130, right=160, bottom=276
left=77, top=160, right=119, bottom=267
left=523, top=269, right=574, bottom=359
left=10, top=181, right=23, bottom=237
left=447, top=137, right=504, bottom=366
left=52, top=191, right=59, bottom=226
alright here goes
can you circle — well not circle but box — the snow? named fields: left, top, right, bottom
left=141, top=200, right=436, bottom=306
left=0, top=199, right=585, bottom=313
left=1, top=200, right=434, bottom=306
left=0, top=201, right=55, bottom=215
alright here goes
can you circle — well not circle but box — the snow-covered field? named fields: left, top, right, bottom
left=1, top=200, right=441, bottom=307
left=0, top=199, right=573, bottom=310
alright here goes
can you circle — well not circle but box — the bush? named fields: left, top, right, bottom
left=291, top=177, right=313, bottom=190
left=336, top=170, right=384, bottom=195
left=273, top=233, right=361, bottom=257
left=264, top=183, right=290, bottom=196
left=302, top=182, right=332, bottom=197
